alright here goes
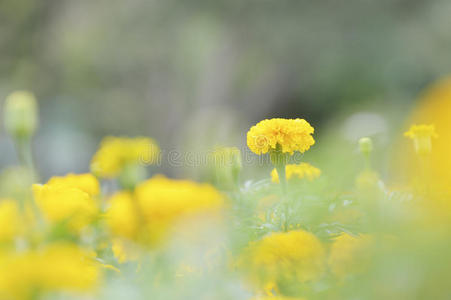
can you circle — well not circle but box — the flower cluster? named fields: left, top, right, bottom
left=2, top=84, right=451, bottom=300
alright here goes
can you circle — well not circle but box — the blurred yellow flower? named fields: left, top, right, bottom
left=328, top=233, right=373, bottom=279
left=106, top=191, right=139, bottom=239
left=32, top=180, right=98, bottom=231
left=0, top=199, right=22, bottom=242
left=395, top=77, right=451, bottom=194
left=135, top=175, right=224, bottom=244
left=240, top=230, right=325, bottom=288
left=404, top=124, right=438, bottom=155
left=271, top=163, right=321, bottom=183
left=47, top=173, right=100, bottom=196
left=247, top=118, right=315, bottom=155
left=90, top=136, right=160, bottom=178
left=0, top=243, right=100, bottom=300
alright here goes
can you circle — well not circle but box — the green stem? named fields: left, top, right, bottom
left=276, top=164, right=287, bottom=195
left=270, top=145, right=289, bottom=231
left=14, top=136, right=35, bottom=172
left=364, top=155, right=370, bottom=171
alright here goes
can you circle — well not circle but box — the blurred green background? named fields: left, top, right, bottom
left=1, top=0, right=451, bottom=179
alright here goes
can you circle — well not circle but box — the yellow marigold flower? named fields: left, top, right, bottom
left=328, top=233, right=373, bottom=279
left=0, top=199, right=22, bottom=242
left=47, top=173, right=100, bottom=196
left=404, top=124, right=438, bottom=155
left=0, top=243, right=100, bottom=300
left=32, top=182, right=98, bottom=231
left=247, top=118, right=315, bottom=155
left=135, top=175, right=224, bottom=245
left=240, top=230, right=325, bottom=288
left=106, top=191, right=139, bottom=239
left=90, top=136, right=160, bottom=178
left=271, top=163, right=321, bottom=183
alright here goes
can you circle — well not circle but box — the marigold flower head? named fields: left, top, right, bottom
left=135, top=175, right=223, bottom=223
left=32, top=177, right=99, bottom=231
left=90, top=136, right=160, bottom=178
left=328, top=233, right=373, bottom=279
left=107, top=175, right=224, bottom=246
left=239, top=230, right=325, bottom=288
left=106, top=191, right=139, bottom=239
left=404, top=124, right=438, bottom=155
left=271, top=163, right=321, bottom=183
left=247, top=118, right=315, bottom=155
left=0, top=199, right=22, bottom=242
left=47, top=173, right=100, bottom=196
left=0, top=243, right=100, bottom=300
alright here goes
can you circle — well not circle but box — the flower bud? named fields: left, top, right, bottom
left=3, top=91, right=38, bottom=138
left=209, top=147, right=242, bottom=189
left=359, top=137, right=373, bottom=156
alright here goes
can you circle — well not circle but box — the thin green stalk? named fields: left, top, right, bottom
left=14, top=136, right=35, bottom=172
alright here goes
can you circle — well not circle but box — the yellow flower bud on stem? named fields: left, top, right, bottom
left=3, top=91, right=38, bottom=173
left=359, top=137, right=373, bottom=170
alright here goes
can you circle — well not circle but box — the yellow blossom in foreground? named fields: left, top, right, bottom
left=247, top=118, right=315, bottom=155
left=47, top=173, right=100, bottom=196
left=271, top=163, right=321, bottom=183
left=0, top=243, right=100, bottom=300
left=240, top=230, right=325, bottom=288
left=328, top=233, right=373, bottom=279
left=0, top=199, right=22, bottom=242
left=90, top=136, right=160, bottom=178
left=32, top=182, right=98, bottom=231
left=134, top=175, right=224, bottom=245
left=404, top=124, right=438, bottom=155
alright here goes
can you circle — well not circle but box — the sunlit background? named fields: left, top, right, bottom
left=1, top=0, right=451, bottom=179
